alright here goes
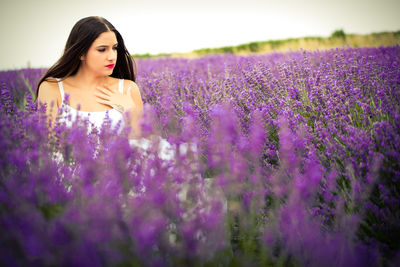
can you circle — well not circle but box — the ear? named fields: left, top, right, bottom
left=80, top=54, right=85, bottom=61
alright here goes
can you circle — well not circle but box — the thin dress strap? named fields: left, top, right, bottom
left=118, top=79, right=124, bottom=93
left=55, top=78, right=65, bottom=104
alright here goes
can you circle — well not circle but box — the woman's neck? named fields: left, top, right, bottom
left=69, top=67, right=110, bottom=90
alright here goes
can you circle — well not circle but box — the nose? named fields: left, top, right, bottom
left=108, top=48, right=117, bottom=60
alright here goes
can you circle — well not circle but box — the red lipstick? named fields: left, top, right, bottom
left=106, top=64, right=115, bottom=69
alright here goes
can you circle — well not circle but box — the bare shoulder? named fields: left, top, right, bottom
left=38, top=78, right=58, bottom=95
left=124, top=79, right=142, bottom=95
left=37, top=78, right=60, bottom=105
left=124, top=79, right=139, bottom=88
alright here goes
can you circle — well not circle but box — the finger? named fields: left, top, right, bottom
left=96, top=87, right=113, bottom=96
left=95, top=98, right=111, bottom=105
left=94, top=92, right=110, bottom=100
left=102, top=84, right=117, bottom=93
left=96, top=86, right=112, bottom=95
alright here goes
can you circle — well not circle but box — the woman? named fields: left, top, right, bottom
left=36, top=16, right=143, bottom=139
left=36, top=16, right=175, bottom=160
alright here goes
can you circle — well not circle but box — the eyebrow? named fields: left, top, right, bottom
left=96, top=43, right=118, bottom=48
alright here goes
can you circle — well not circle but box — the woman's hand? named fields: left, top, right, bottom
left=95, top=81, right=144, bottom=139
left=94, top=84, right=135, bottom=113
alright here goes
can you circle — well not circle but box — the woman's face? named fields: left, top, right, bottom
left=80, top=31, right=118, bottom=75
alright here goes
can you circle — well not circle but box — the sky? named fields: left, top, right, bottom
left=0, top=0, right=399, bottom=70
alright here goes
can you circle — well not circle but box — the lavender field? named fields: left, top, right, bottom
left=1, top=46, right=399, bottom=266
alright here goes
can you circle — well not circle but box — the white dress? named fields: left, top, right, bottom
left=56, top=77, right=125, bottom=134
left=53, top=78, right=175, bottom=161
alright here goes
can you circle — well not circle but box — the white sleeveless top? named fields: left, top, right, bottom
left=56, top=78, right=125, bottom=134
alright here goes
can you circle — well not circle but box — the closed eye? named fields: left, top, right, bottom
left=98, top=47, right=118, bottom=52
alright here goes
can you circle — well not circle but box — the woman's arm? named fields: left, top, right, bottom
left=124, top=80, right=143, bottom=139
left=37, top=80, right=60, bottom=133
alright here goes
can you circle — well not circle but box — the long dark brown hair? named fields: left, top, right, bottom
left=35, top=16, right=136, bottom=101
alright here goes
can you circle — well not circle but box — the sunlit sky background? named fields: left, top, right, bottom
left=0, top=0, right=399, bottom=70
